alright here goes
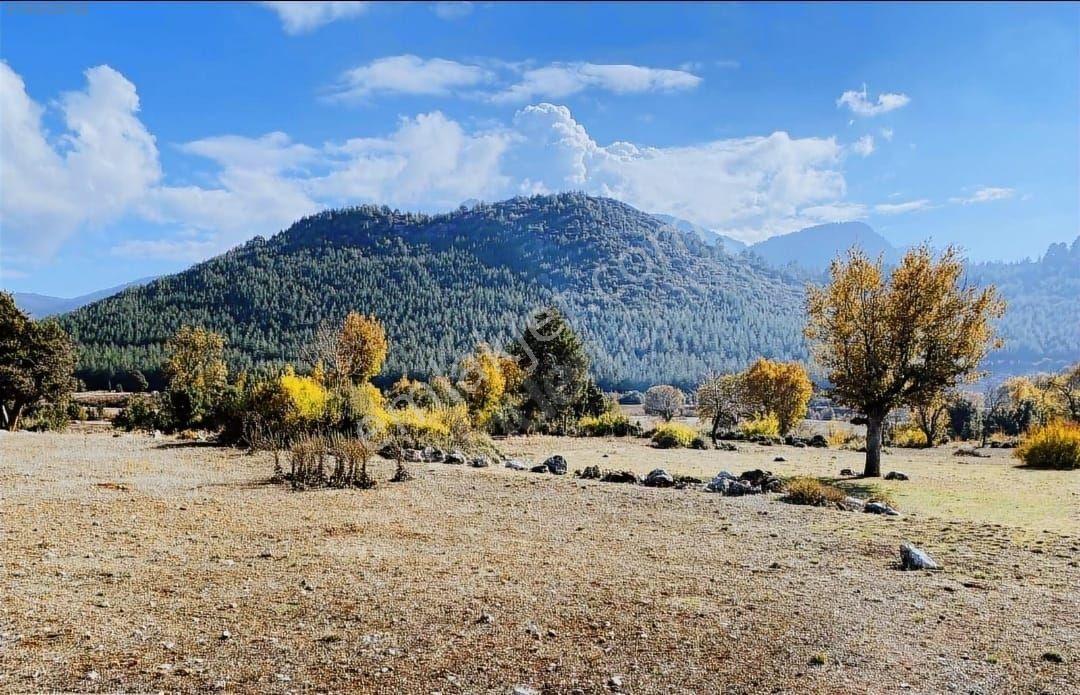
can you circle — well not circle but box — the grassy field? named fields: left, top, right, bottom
left=1, top=429, right=1077, bottom=694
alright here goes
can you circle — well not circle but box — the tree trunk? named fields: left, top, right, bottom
left=711, top=414, right=721, bottom=445
left=864, top=411, right=885, bottom=477
left=7, top=402, right=24, bottom=432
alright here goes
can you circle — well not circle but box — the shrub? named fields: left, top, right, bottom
left=388, top=406, right=451, bottom=448
left=643, top=384, right=685, bottom=421
left=114, top=394, right=167, bottom=432
left=651, top=422, right=698, bottom=448
left=783, top=477, right=847, bottom=507
left=578, top=410, right=639, bottom=437
left=24, top=401, right=71, bottom=432
left=826, top=423, right=854, bottom=447
left=739, top=413, right=780, bottom=438
left=1015, top=420, right=1080, bottom=470
left=279, top=371, right=328, bottom=425
left=889, top=422, right=928, bottom=448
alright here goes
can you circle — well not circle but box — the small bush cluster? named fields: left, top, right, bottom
left=1015, top=420, right=1080, bottom=470
left=739, top=413, right=780, bottom=439
left=578, top=410, right=640, bottom=437
left=651, top=422, right=698, bottom=448
left=285, top=434, right=377, bottom=490
left=889, top=422, right=928, bottom=448
left=783, top=477, right=847, bottom=507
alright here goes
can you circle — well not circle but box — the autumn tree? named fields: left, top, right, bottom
left=909, top=391, right=951, bottom=447
left=742, top=359, right=813, bottom=435
left=696, top=372, right=750, bottom=444
left=0, top=293, right=76, bottom=430
left=458, top=343, right=507, bottom=425
left=337, top=313, right=388, bottom=383
left=164, top=326, right=229, bottom=426
left=805, top=245, right=1005, bottom=476
left=644, top=384, right=686, bottom=421
left=1050, top=363, right=1080, bottom=422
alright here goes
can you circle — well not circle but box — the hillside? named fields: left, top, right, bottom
left=61, top=194, right=808, bottom=390
left=13, top=277, right=156, bottom=319
left=651, top=214, right=748, bottom=253
left=749, top=221, right=900, bottom=270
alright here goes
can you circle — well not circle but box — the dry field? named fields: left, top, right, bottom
left=1, top=430, right=1078, bottom=694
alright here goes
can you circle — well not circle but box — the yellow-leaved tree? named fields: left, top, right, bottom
left=805, top=245, right=1005, bottom=476
left=336, top=312, right=388, bottom=384
left=743, top=359, right=813, bottom=436
left=163, top=326, right=228, bottom=424
left=458, top=343, right=507, bottom=426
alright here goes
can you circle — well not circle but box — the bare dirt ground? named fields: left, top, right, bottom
left=2, top=430, right=1078, bottom=694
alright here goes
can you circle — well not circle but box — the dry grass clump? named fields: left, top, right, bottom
left=783, top=476, right=847, bottom=507
left=286, top=434, right=379, bottom=489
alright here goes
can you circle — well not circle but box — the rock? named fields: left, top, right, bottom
left=470, top=457, right=490, bottom=468
left=378, top=443, right=400, bottom=459
left=716, top=441, right=738, bottom=451
left=600, top=470, right=639, bottom=484
left=504, top=459, right=529, bottom=471
left=707, top=476, right=754, bottom=496
left=577, top=465, right=602, bottom=480
left=839, top=468, right=856, bottom=477
left=642, top=468, right=674, bottom=487
left=672, top=474, right=703, bottom=489
left=608, top=675, right=624, bottom=691
left=865, top=501, right=900, bottom=516
left=85, top=670, right=101, bottom=682
left=543, top=455, right=568, bottom=475
left=422, top=446, right=445, bottom=463
left=445, top=450, right=467, bottom=465
left=403, top=449, right=423, bottom=463
left=839, top=496, right=866, bottom=511
left=220, top=629, right=232, bottom=640
left=884, top=471, right=909, bottom=481
left=530, top=464, right=549, bottom=474
left=793, top=442, right=807, bottom=448
left=478, top=612, right=495, bottom=625
left=773, top=456, right=786, bottom=462
left=900, top=543, right=939, bottom=570
left=954, top=448, right=989, bottom=458
left=808, top=434, right=828, bottom=448
left=511, top=686, right=540, bottom=695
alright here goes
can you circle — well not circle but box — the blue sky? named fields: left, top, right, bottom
left=1, top=1, right=1077, bottom=296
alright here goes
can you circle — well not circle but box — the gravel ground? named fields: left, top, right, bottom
left=1, top=430, right=1077, bottom=694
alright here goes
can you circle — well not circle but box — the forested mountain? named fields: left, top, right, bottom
left=749, top=221, right=900, bottom=270
left=61, top=194, right=809, bottom=391
left=651, top=214, right=748, bottom=253
left=13, top=277, right=156, bottom=319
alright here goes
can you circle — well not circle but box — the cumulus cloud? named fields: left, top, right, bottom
left=850, top=135, right=875, bottom=157
left=949, top=187, right=1015, bottom=205
left=261, top=2, right=370, bottom=34
left=837, top=84, right=910, bottom=117
left=492, top=63, right=702, bottom=103
left=0, top=62, right=160, bottom=256
left=330, top=55, right=493, bottom=101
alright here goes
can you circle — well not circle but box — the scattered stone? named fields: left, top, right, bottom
left=422, top=446, right=445, bottom=463
left=445, top=450, right=467, bottom=465
left=85, top=670, right=101, bottom=682
left=504, top=459, right=529, bottom=471
left=900, top=543, right=939, bottom=570
left=212, top=680, right=227, bottom=690
left=525, top=621, right=542, bottom=639
left=773, top=456, right=786, bottom=462
left=1041, top=651, right=1065, bottom=664
left=642, top=468, right=675, bottom=488
left=885, top=471, right=909, bottom=481
left=706, top=472, right=753, bottom=496
left=258, top=549, right=273, bottom=559
left=716, top=442, right=738, bottom=452
left=403, top=449, right=423, bottom=463
left=511, top=686, right=540, bottom=695
left=530, top=464, right=549, bottom=474
left=865, top=501, right=900, bottom=516
left=672, top=474, right=703, bottom=489
left=739, top=469, right=784, bottom=492
left=808, top=434, right=828, bottom=448
left=600, top=470, right=639, bottom=484
left=220, top=629, right=232, bottom=640
left=954, top=448, right=989, bottom=458
left=543, top=455, right=568, bottom=475
left=839, top=468, right=857, bottom=477
left=839, top=496, right=865, bottom=512
left=477, top=612, right=495, bottom=625
left=608, top=675, right=624, bottom=691
left=470, top=457, right=491, bottom=468
left=577, top=465, right=601, bottom=480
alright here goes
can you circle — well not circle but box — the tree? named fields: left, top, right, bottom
left=164, top=326, right=228, bottom=425
left=910, top=391, right=951, bottom=447
left=0, top=293, right=76, bottom=430
left=458, top=343, right=507, bottom=425
left=337, top=312, right=388, bottom=384
left=805, top=245, right=1005, bottom=476
left=644, top=384, right=686, bottom=421
left=742, top=359, right=813, bottom=435
left=128, top=369, right=149, bottom=393
left=947, top=394, right=983, bottom=441
left=696, top=372, right=749, bottom=443
left=1047, top=363, right=1080, bottom=423
left=507, top=306, right=601, bottom=432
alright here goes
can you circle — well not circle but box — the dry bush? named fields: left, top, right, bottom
left=1015, top=420, right=1080, bottom=470
left=651, top=422, right=698, bottom=448
left=826, top=423, right=857, bottom=448
left=329, top=434, right=376, bottom=488
left=289, top=434, right=329, bottom=489
left=783, top=477, right=847, bottom=507
left=889, top=422, right=928, bottom=448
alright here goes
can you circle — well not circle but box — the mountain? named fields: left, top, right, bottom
left=651, top=214, right=748, bottom=253
left=60, top=194, right=809, bottom=391
left=749, top=221, right=900, bottom=271
left=13, top=277, right=157, bottom=319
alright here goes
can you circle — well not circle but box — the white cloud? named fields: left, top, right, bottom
left=837, top=84, right=910, bottom=117
left=949, top=187, right=1015, bottom=205
left=492, top=63, right=702, bottom=103
left=331, top=55, right=493, bottom=101
left=0, top=62, right=160, bottom=256
left=873, top=199, right=930, bottom=215
left=800, top=203, right=868, bottom=222
left=431, top=2, right=473, bottom=20
left=261, top=2, right=370, bottom=34
left=880, top=127, right=894, bottom=141
left=851, top=135, right=875, bottom=157
left=110, top=236, right=221, bottom=261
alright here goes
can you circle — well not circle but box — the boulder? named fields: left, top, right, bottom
left=445, top=450, right=467, bottom=465
left=470, top=457, right=491, bottom=468
left=600, top=470, right=639, bottom=484
left=530, top=464, right=549, bottom=474
left=839, top=496, right=866, bottom=511
left=865, top=501, right=900, bottom=516
left=642, top=469, right=675, bottom=487
left=543, top=455, right=568, bottom=475
left=422, top=446, right=445, bottom=463
left=808, top=434, right=828, bottom=448
left=954, top=448, right=989, bottom=458
left=899, top=543, right=939, bottom=570
left=504, top=459, right=529, bottom=471
left=706, top=472, right=752, bottom=496
left=403, top=449, right=424, bottom=463
left=839, top=468, right=857, bottom=477
left=738, top=469, right=783, bottom=492
left=884, top=471, right=909, bottom=481
left=773, top=456, right=786, bottom=462
left=577, top=465, right=602, bottom=480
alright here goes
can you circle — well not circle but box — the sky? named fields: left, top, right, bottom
left=1, top=1, right=1077, bottom=297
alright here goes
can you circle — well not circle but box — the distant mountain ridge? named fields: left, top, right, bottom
left=12, top=277, right=157, bottom=319
left=748, top=221, right=901, bottom=270
left=651, top=214, right=748, bottom=253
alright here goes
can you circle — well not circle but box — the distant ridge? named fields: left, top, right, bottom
left=12, top=277, right=157, bottom=319
left=749, top=221, right=900, bottom=271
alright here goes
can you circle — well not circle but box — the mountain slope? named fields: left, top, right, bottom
left=651, top=214, right=748, bottom=253
left=13, top=277, right=157, bottom=319
left=61, top=194, right=808, bottom=390
left=749, top=222, right=900, bottom=270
